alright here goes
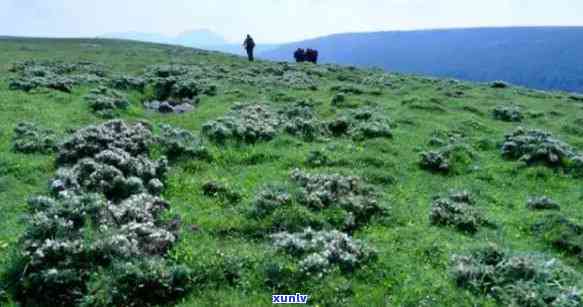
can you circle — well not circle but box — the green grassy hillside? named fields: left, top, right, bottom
left=1, top=38, right=583, bottom=307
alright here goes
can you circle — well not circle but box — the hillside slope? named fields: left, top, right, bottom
left=260, top=27, right=583, bottom=93
left=1, top=38, right=583, bottom=306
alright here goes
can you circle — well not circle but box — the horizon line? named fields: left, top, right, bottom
left=2, top=25, right=583, bottom=45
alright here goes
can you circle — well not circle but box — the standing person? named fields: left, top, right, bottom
left=243, top=34, right=256, bottom=62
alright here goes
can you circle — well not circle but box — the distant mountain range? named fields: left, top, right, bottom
left=101, top=29, right=280, bottom=55
left=259, top=27, right=583, bottom=93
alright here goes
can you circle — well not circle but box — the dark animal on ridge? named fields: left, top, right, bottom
left=293, top=48, right=319, bottom=64
left=305, top=48, right=318, bottom=64
left=294, top=48, right=306, bottom=63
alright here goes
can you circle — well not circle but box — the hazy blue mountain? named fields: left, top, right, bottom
left=101, top=29, right=280, bottom=55
left=174, top=29, right=227, bottom=46
left=259, top=27, right=583, bottom=93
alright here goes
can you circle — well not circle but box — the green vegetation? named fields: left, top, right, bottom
left=1, top=37, right=583, bottom=306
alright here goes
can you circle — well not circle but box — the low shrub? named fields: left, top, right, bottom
left=420, top=143, right=475, bottom=174
left=12, top=122, right=58, bottom=154
left=201, top=180, right=242, bottom=204
left=350, top=120, right=392, bottom=141
left=330, top=93, right=346, bottom=107
left=533, top=214, right=583, bottom=260
left=430, top=190, right=485, bottom=233
left=281, top=71, right=318, bottom=90
left=145, top=65, right=217, bottom=102
left=501, top=127, right=583, bottom=175
left=82, top=259, right=192, bottom=307
left=11, top=120, right=188, bottom=306
left=109, top=75, right=146, bottom=91
left=158, top=124, right=211, bottom=161
left=290, top=169, right=386, bottom=229
left=326, top=107, right=392, bottom=140
left=491, top=80, right=510, bottom=88
left=57, top=120, right=154, bottom=165
left=250, top=185, right=293, bottom=218
left=427, top=129, right=465, bottom=147
left=202, top=103, right=280, bottom=144
left=569, top=94, right=583, bottom=102
left=203, top=102, right=327, bottom=144
left=8, top=60, right=106, bottom=93
left=305, top=150, right=331, bottom=167
left=361, top=74, right=393, bottom=88
left=248, top=169, right=387, bottom=232
left=271, top=228, right=376, bottom=278
left=452, top=244, right=582, bottom=306
left=279, top=102, right=325, bottom=141
left=9, top=76, right=74, bottom=93
left=52, top=148, right=168, bottom=200
left=190, top=251, right=252, bottom=288
left=527, top=196, right=560, bottom=210
left=330, top=84, right=365, bottom=95
left=84, top=86, right=129, bottom=118
left=493, top=105, right=523, bottom=122
left=203, top=103, right=393, bottom=144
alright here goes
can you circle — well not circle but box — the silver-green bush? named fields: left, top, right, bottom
left=271, top=228, right=376, bottom=278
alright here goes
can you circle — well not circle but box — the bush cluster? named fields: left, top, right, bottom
left=420, top=143, right=475, bottom=174
left=271, top=228, right=376, bottom=278
left=430, top=190, right=485, bottom=233
left=427, top=129, right=465, bottom=147
left=570, top=94, right=583, bottom=102
left=52, top=147, right=168, bottom=201
left=109, top=75, right=146, bottom=91
left=330, top=84, right=365, bottom=95
left=305, top=150, right=331, bottom=167
left=57, top=120, right=153, bottom=164
left=84, top=86, right=130, bottom=118
left=361, top=74, right=393, bottom=88
left=491, top=80, right=510, bottom=88
left=527, top=196, right=560, bottom=210
left=145, top=100, right=198, bottom=114
left=12, top=122, right=58, bottom=154
left=501, top=127, right=583, bottom=174
left=493, top=105, right=523, bottom=122
left=157, top=124, right=211, bottom=161
left=330, top=93, right=346, bottom=107
left=250, top=184, right=293, bottom=218
left=82, top=258, right=191, bottom=306
left=202, top=103, right=281, bottom=144
left=280, top=71, right=318, bottom=90
left=202, top=101, right=332, bottom=144
left=145, top=65, right=217, bottom=102
left=9, top=76, right=74, bottom=93
left=452, top=244, right=582, bottom=306
left=291, top=169, right=386, bottom=229
left=9, top=60, right=106, bottom=93
left=201, top=180, right=242, bottom=205
left=249, top=169, right=387, bottom=232
left=278, top=101, right=325, bottom=141
left=327, top=108, right=393, bottom=140
left=10, top=61, right=107, bottom=77
left=152, top=78, right=215, bottom=102
left=200, top=62, right=319, bottom=90
left=13, top=120, right=189, bottom=306
left=533, top=214, right=583, bottom=260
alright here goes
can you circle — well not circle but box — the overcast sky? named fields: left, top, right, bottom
left=1, top=0, right=582, bottom=43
